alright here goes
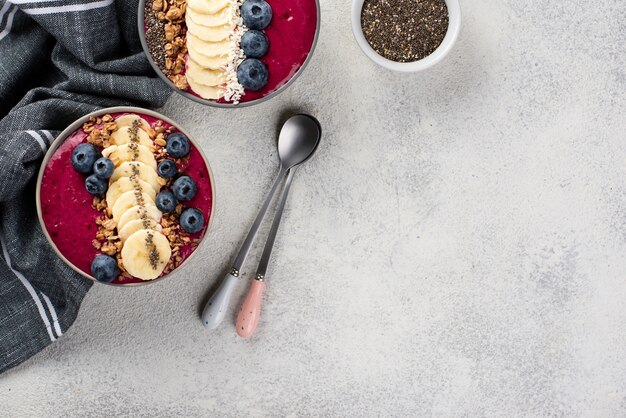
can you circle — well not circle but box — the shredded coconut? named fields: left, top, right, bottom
left=223, top=0, right=247, bottom=104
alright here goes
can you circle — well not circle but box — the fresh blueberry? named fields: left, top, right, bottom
left=241, top=0, right=272, bottom=30
left=237, top=58, right=268, bottom=91
left=241, top=30, right=269, bottom=58
left=157, top=159, right=178, bottom=178
left=166, top=133, right=190, bottom=158
left=93, top=157, right=114, bottom=179
left=71, top=143, right=99, bottom=174
left=180, top=208, right=204, bottom=234
left=85, top=174, right=108, bottom=196
left=156, top=191, right=178, bottom=213
left=172, top=175, right=197, bottom=201
left=91, top=254, right=120, bottom=282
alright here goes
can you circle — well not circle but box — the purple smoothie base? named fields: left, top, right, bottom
left=148, top=0, right=318, bottom=104
left=40, top=112, right=213, bottom=285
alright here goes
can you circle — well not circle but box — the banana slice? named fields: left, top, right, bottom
left=187, top=58, right=227, bottom=86
left=111, top=190, right=157, bottom=224
left=115, top=114, right=151, bottom=131
left=121, top=229, right=171, bottom=280
left=117, top=204, right=163, bottom=232
left=187, top=34, right=231, bottom=57
left=118, top=219, right=162, bottom=243
left=102, top=144, right=157, bottom=170
left=187, top=41, right=229, bottom=69
left=186, top=17, right=233, bottom=42
left=188, top=0, right=230, bottom=15
left=110, top=126, right=154, bottom=150
left=186, top=4, right=233, bottom=27
left=106, top=177, right=157, bottom=209
left=187, top=75, right=226, bottom=100
left=109, top=161, right=162, bottom=194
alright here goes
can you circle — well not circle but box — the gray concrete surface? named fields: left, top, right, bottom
left=2, top=0, right=626, bottom=416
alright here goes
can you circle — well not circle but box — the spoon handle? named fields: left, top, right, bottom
left=236, top=169, right=296, bottom=338
left=202, top=168, right=286, bottom=329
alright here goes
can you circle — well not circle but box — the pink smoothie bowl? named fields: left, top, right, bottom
left=137, top=0, right=320, bottom=108
left=35, top=107, right=216, bottom=287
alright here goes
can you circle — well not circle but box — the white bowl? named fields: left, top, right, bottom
left=351, top=0, right=461, bottom=72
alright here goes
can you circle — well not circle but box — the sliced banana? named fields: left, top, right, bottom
left=188, top=0, right=230, bottom=15
left=111, top=190, right=156, bottom=224
left=186, top=16, right=233, bottom=42
left=117, top=204, right=163, bottom=232
left=106, top=177, right=156, bottom=210
left=118, top=218, right=162, bottom=243
left=121, top=229, right=172, bottom=281
left=102, top=144, right=157, bottom=170
left=187, top=34, right=231, bottom=57
left=115, top=114, right=151, bottom=131
left=109, top=161, right=162, bottom=194
left=186, top=4, right=233, bottom=27
left=187, top=41, right=229, bottom=69
left=187, top=58, right=227, bottom=86
left=187, top=75, right=226, bottom=100
left=110, top=126, right=154, bottom=150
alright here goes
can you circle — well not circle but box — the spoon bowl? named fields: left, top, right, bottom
left=278, top=115, right=321, bottom=170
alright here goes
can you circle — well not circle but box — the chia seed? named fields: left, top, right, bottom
left=145, top=3, right=168, bottom=74
left=361, top=0, right=449, bottom=63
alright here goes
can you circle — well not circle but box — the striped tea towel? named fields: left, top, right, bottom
left=0, top=0, right=170, bottom=374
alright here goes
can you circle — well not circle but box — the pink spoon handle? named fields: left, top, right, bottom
left=236, top=279, right=265, bottom=338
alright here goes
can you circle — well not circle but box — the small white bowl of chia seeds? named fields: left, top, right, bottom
left=352, top=0, right=461, bottom=72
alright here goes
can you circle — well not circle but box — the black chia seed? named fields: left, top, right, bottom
left=145, top=231, right=160, bottom=270
left=144, top=3, right=168, bottom=74
left=361, top=0, right=449, bottom=63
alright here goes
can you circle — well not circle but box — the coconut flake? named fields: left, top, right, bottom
left=223, top=0, right=247, bottom=104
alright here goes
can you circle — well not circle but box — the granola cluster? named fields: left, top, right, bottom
left=86, top=114, right=199, bottom=281
left=147, top=0, right=189, bottom=90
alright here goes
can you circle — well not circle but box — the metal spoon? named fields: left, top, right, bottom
left=202, top=114, right=322, bottom=329
left=236, top=118, right=321, bottom=337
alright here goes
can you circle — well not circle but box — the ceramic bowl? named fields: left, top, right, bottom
left=137, top=0, right=321, bottom=108
left=351, top=0, right=461, bottom=72
left=36, top=107, right=215, bottom=287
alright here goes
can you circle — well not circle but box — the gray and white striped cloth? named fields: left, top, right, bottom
left=0, top=0, right=170, bottom=374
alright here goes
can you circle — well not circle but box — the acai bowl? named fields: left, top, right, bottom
left=36, top=107, right=215, bottom=286
left=138, top=0, right=320, bottom=108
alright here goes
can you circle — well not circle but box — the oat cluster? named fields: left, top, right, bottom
left=146, top=0, right=189, bottom=90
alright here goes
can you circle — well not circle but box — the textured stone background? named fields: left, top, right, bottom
left=2, top=0, right=626, bottom=416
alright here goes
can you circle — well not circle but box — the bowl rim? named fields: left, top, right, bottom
left=137, top=0, right=321, bottom=108
left=351, top=0, right=461, bottom=73
left=35, top=106, right=216, bottom=287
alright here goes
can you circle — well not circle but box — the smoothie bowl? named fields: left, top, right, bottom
left=36, top=107, right=215, bottom=286
left=138, top=0, right=320, bottom=107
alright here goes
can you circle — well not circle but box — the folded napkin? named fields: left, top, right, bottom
left=0, top=0, right=170, bottom=374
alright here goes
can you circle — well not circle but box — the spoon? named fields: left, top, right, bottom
left=236, top=117, right=321, bottom=337
left=202, top=114, right=322, bottom=329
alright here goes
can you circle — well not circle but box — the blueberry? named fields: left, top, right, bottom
left=157, top=159, right=178, bottom=178
left=241, top=30, right=269, bottom=58
left=237, top=58, right=268, bottom=91
left=91, top=254, right=120, bottom=282
left=241, top=0, right=272, bottom=30
left=156, top=191, right=178, bottom=213
left=85, top=174, right=108, bottom=196
left=180, top=208, right=204, bottom=234
left=166, top=133, right=190, bottom=158
left=93, top=157, right=114, bottom=179
left=172, top=175, right=197, bottom=201
left=71, top=143, right=99, bottom=174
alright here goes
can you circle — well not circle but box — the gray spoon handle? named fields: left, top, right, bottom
left=202, top=168, right=286, bottom=329
left=236, top=168, right=296, bottom=337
